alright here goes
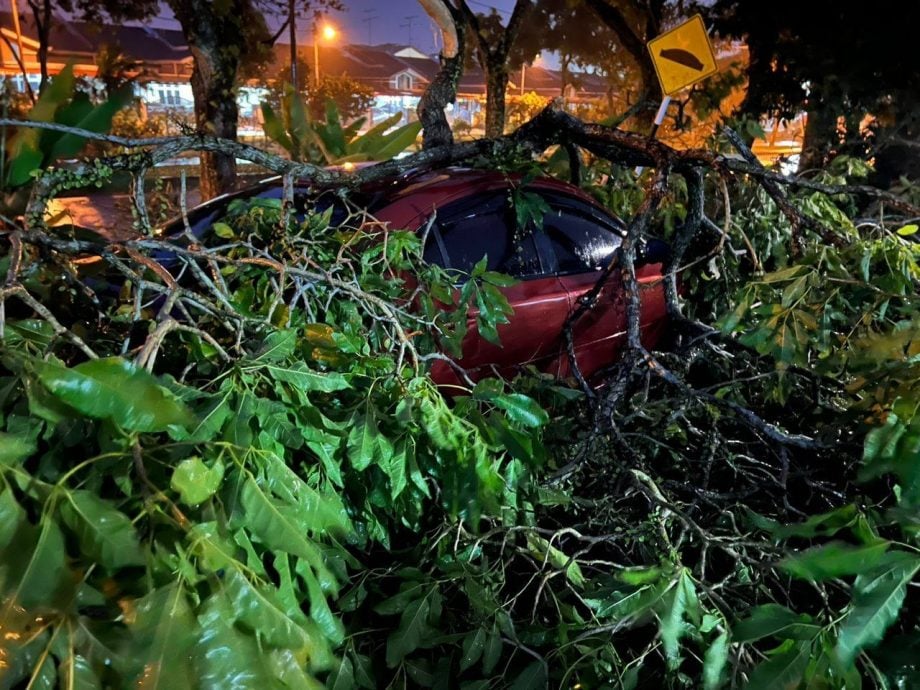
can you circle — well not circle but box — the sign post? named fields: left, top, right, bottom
left=647, top=14, right=718, bottom=98
left=636, top=14, right=719, bottom=174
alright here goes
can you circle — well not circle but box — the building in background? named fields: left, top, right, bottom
left=0, top=11, right=608, bottom=134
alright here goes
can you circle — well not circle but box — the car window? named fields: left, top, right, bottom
left=542, top=199, right=622, bottom=274
left=425, top=194, right=544, bottom=279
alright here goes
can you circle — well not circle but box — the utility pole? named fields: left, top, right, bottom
left=313, top=12, right=320, bottom=85
left=288, top=0, right=297, bottom=86
left=361, top=8, right=378, bottom=45
left=400, top=15, right=417, bottom=45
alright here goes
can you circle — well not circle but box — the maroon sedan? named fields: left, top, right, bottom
left=166, top=167, right=670, bottom=386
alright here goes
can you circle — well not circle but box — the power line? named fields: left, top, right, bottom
left=467, top=0, right=511, bottom=16
left=361, top=8, right=378, bottom=44
left=399, top=15, right=418, bottom=44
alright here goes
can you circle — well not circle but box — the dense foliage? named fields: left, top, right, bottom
left=261, top=89, right=422, bottom=165
left=2, top=120, right=920, bottom=690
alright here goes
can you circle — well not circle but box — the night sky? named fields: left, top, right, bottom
left=149, top=0, right=520, bottom=56
left=327, top=0, right=516, bottom=53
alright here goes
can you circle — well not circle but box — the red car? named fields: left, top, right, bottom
left=166, top=167, right=670, bottom=386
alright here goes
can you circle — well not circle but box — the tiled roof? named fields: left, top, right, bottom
left=0, top=12, right=608, bottom=98
left=0, top=12, right=189, bottom=63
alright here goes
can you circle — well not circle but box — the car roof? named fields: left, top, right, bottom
left=353, top=166, right=602, bottom=209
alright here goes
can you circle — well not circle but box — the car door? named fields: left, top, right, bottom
left=422, top=191, right=571, bottom=384
left=538, top=192, right=667, bottom=380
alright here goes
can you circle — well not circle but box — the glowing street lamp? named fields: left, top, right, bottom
left=314, top=14, right=337, bottom=84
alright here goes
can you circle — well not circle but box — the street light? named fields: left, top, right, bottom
left=313, top=13, right=337, bottom=85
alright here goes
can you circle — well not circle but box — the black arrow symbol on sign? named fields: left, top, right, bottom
left=659, top=48, right=704, bottom=71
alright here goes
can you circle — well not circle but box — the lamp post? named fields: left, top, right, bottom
left=313, top=13, right=337, bottom=85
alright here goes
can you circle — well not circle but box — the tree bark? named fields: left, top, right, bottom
left=484, top=56, right=509, bottom=137
left=27, top=0, right=52, bottom=93
left=460, top=0, right=533, bottom=138
left=798, top=105, right=837, bottom=173
left=167, top=0, right=247, bottom=199
left=417, top=0, right=465, bottom=149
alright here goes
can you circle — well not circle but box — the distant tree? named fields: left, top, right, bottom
left=165, top=0, right=271, bottom=199
left=582, top=0, right=670, bottom=129
left=527, top=0, right=627, bottom=105
left=166, top=0, right=345, bottom=199
left=25, top=0, right=158, bottom=93
left=261, top=64, right=374, bottom=124
left=459, top=0, right=535, bottom=137
left=94, top=43, right=141, bottom=98
left=308, top=75, right=375, bottom=122
left=706, top=1, right=920, bottom=180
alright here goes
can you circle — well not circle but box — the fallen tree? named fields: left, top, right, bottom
left=1, top=104, right=920, bottom=687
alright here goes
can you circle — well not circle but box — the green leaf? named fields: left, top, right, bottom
left=171, top=456, right=225, bottom=506
left=703, top=631, right=729, bottom=690
left=196, top=595, right=306, bottom=689
left=481, top=625, right=502, bottom=674
left=509, top=660, right=548, bottom=690
left=301, top=425, right=344, bottom=487
left=223, top=570, right=314, bottom=650
left=261, top=102, right=294, bottom=152
left=58, top=489, right=144, bottom=571
left=385, top=588, right=437, bottom=667
left=744, top=641, right=810, bottom=690
left=460, top=628, right=486, bottom=672
left=659, top=569, right=699, bottom=670
left=0, top=486, right=26, bottom=551
left=896, top=224, right=918, bottom=236
left=779, top=541, right=890, bottom=581
left=302, top=565, right=345, bottom=644
left=212, top=221, right=236, bottom=239
left=240, top=475, right=346, bottom=561
left=481, top=271, right=518, bottom=288
left=373, top=121, right=422, bottom=161
left=0, top=432, right=35, bottom=466
left=347, top=411, right=383, bottom=471
left=525, top=533, right=585, bottom=587
left=127, top=584, right=196, bottom=690
left=0, top=515, right=71, bottom=610
left=327, top=654, right=355, bottom=690
left=749, top=504, right=858, bottom=538
left=35, top=357, right=191, bottom=432
left=491, top=393, right=549, bottom=428
left=835, top=551, right=920, bottom=667
left=733, top=604, right=817, bottom=643
left=58, top=652, right=102, bottom=690
left=254, top=361, right=350, bottom=393
left=47, top=87, right=131, bottom=160
left=512, top=190, right=551, bottom=230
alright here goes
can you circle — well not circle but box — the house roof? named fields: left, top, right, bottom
left=0, top=12, right=189, bottom=64
left=0, top=12, right=609, bottom=100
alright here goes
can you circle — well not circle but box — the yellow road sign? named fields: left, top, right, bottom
left=647, top=15, right=718, bottom=96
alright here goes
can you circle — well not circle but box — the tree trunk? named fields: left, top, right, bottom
left=417, top=0, right=465, bottom=149
left=418, top=51, right=464, bottom=148
left=28, top=0, right=51, bottom=93
left=459, top=0, right=532, bottom=140
left=798, top=105, right=837, bottom=173
left=484, top=59, right=509, bottom=137
left=560, top=55, right=570, bottom=99
left=168, top=0, right=246, bottom=199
